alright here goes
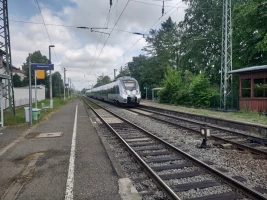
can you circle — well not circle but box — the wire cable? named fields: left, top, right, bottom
left=110, top=0, right=183, bottom=72
left=88, top=0, right=131, bottom=76
left=35, top=0, right=60, bottom=63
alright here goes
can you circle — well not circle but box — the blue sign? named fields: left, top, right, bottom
left=65, top=84, right=69, bottom=86
left=31, top=63, right=54, bottom=70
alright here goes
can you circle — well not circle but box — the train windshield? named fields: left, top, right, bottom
left=123, top=80, right=137, bottom=90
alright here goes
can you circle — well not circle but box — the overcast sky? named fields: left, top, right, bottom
left=8, top=0, right=187, bottom=90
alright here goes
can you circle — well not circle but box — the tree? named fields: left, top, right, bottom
left=52, top=72, right=64, bottom=97
left=232, top=1, right=267, bottom=68
left=126, top=55, right=165, bottom=99
left=13, top=74, right=23, bottom=87
left=94, top=75, right=111, bottom=87
left=116, top=65, right=131, bottom=79
left=22, top=51, right=49, bottom=87
left=178, top=0, right=250, bottom=84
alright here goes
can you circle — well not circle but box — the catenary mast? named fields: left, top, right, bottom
left=0, top=0, right=15, bottom=115
left=220, top=0, right=233, bottom=110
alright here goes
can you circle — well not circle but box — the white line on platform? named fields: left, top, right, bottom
left=65, top=104, right=78, bottom=200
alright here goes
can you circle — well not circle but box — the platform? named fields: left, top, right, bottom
left=0, top=98, right=139, bottom=200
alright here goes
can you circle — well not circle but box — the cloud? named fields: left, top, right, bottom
left=9, top=0, right=186, bottom=90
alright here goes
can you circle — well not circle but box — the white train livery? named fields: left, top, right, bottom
left=85, top=77, right=141, bottom=106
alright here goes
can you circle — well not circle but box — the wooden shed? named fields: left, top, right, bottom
left=229, top=65, right=267, bottom=112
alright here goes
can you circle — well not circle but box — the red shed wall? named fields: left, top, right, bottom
left=239, top=71, right=267, bottom=112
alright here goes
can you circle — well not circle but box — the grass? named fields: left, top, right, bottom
left=142, top=100, right=267, bottom=126
left=3, top=96, right=76, bottom=126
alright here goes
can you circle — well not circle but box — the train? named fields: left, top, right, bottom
left=85, top=76, right=141, bottom=106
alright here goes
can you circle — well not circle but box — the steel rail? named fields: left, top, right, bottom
left=83, top=98, right=181, bottom=200
left=140, top=104, right=267, bottom=137
left=83, top=97, right=267, bottom=200
left=131, top=108, right=267, bottom=157
left=138, top=107, right=267, bottom=145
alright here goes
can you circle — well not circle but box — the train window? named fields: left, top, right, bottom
left=115, top=86, right=119, bottom=93
left=123, top=80, right=136, bottom=90
left=254, top=78, right=267, bottom=98
left=242, top=79, right=251, bottom=98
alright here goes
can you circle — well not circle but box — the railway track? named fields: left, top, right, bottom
left=83, top=97, right=267, bottom=200
left=129, top=107, right=267, bottom=157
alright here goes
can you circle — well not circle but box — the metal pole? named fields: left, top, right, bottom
left=64, top=68, right=66, bottom=100
left=68, top=78, right=70, bottom=98
left=70, top=79, right=72, bottom=97
left=0, top=82, right=4, bottom=127
left=35, top=70, right=37, bottom=108
left=29, top=53, right=32, bottom=125
left=49, top=47, right=53, bottom=108
left=146, top=87, right=147, bottom=100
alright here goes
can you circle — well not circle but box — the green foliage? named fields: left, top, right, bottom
left=4, top=97, right=73, bottom=126
left=188, top=73, right=214, bottom=107
left=52, top=71, right=64, bottom=97
left=22, top=51, right=49, bottom=87
left=233, top=1, right=267, bottom=68
left=13, top=74, right=24, bottom=87
left=144, top=17, right=179, bottom=68
left=158, top=67, right=217, bottom=108
left=158, top=67, right=184, bottom=104
left=116, top=66, right=131, bottom=79
left=94, top=75, right=111, bottom=87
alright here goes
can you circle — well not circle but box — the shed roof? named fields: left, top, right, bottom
left=228, top=65, right=267, bottom=74
left=152, top=87, right=164, bottom=91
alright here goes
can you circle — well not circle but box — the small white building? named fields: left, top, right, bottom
left=13, top=85, right=46, bottom=108
left=12, top=67, right=25, bottom=80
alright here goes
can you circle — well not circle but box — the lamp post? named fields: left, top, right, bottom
left=49, top=45, right=55, bottom=108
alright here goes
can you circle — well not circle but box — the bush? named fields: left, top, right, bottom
left=158, top=67, right=217, bottom=108
left=188, top=73, right=214, bottom=108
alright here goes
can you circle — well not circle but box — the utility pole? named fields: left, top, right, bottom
left=0, top=0, right=15, bottom=115
left=49, top=45, right=55, bottom=108
left=220, top=0, right=232, bottom=110
left=70, top=79, right=72, bottom=97
left=29, top=54, right=32, bottom=125
left=68, top=78, right=70, bottom=98
left=114, top=69, right=117, bottom=80
left=63, top=68, right=66, bottom=100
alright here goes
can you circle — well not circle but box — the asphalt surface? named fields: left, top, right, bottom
left=0, top=99, right=122, bottom=200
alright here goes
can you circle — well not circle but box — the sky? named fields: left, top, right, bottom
left=8, top=0, right=187, bottom=90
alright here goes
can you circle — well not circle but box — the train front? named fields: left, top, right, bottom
left=119, top=77, right=141, bottom=106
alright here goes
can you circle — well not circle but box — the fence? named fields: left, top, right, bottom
left=2, top=85, right=45, bottom=110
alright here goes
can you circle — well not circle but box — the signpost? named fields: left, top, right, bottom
left=29, top=63, right=54, bottom=125
left=31, top=63, right=54, bottom=70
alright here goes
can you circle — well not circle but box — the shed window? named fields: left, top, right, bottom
left=254, top=78, right=267, bottom=98
left=241, top=79, right=251, bottom=98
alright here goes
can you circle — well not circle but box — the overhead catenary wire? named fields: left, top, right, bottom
left=35, top=0, right=59, bottom=63
left=86, top=5, right=114, bottom=79
left=110, top=0, right=183, bottom=74
left=9, top=19, right=147, bottom=35
left=87, top=0, right=131, bottom=76
left=83, top=1, right=120, bottom=88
